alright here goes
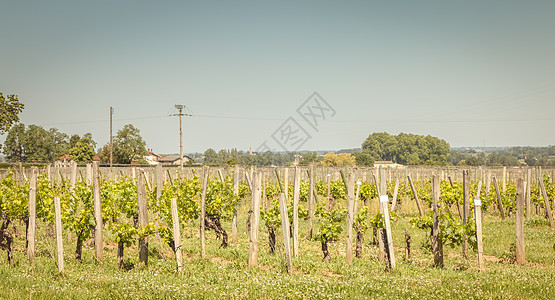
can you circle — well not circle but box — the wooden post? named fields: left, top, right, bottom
left=538, top=179, right=555, bottom=228
left=86, top=164, right=92, bottom=184
left=284, top=167, right=289, bottom=197
left=502, top=166, right=507, bottom=193
left=156, top=165, right=163, bottom=206
left=92, top=162, right=103, bottom=263
left=137, top=170, right=149, bottom=266
left=54, top=196, right=64, bottom=273
left=200, top=167, right=208, bottom=258
left=486, top=171, right=491, bottom=194
left=515, top=178, right=526, bottom=264
left=171, top=198, right=183, bottom=272
left=292, top=167, right=300, bottom=257
left=407, top=175, right=424, bottom=216
left=248, top=172, right=261, bottom=267
left=354, top=180, right=362, bottom=216
left=492, top=176, right=506, bottom=219
left=27, top=167, right=37, bottom=265
left=345, top=171, right=354, bottom=265
left=70, top=161, right=77, bottom=190
left=279, top=193, right=293, bottom=274
left=431, top=175, right=443, bottom=268
left=391, top=178, right=399, bottom=212
left=462, top=170, right=469, bottom=259
left=308, top=166, right=314, bottom=239
left=474, top=181, right=484, bottom=271
left=326, top=173, right=331, bottom=210
left=526, top=169, right=532, bottom=219
left=232, top=166, right=239, bottom=243
left=380, top=168, right=395, bottom=269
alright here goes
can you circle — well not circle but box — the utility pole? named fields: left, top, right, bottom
left=172, top=105, right=191, bottom=171
left=110, top=107, right=114, bottom=169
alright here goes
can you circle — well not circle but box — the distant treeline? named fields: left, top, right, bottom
left=447, top=146, right=555, bottom=167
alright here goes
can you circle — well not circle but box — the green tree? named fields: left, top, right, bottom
left=101, top=124, right=147, bottom=164
left=361, top=132, right=450, bottom=165
left=353, top=152, right=374, bottom=166
left=203, top=148, right=219, bottom=165
left=69, top=136, right=96, bottom=163
left=0, top=92, right=24, bottom=148
left=2, top=123, right=25, bottom=161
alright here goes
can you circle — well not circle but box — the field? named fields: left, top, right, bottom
left=0, top=165, right=554, bottom=299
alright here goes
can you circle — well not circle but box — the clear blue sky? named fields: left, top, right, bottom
left=1, top=0, right=554, bottom=154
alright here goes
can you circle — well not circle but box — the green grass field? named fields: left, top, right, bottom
left=1, top=200, right=554, bottom=299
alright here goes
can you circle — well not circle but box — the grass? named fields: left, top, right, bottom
left=1, top=200, right=554, bottom=299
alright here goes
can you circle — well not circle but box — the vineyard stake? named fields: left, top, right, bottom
left=502, top=166, right=507, bottom=194
left=279, top=193, right=293, bottom=274
left=54, top=196, right=64, bottom=273
left=345, top=170, right=355, bottom=265
left=462, top=170, right=470, bottom=259
left=200, top=167, right=208, bottom=258
left=137, top=169, right=149, bottom=267
left=407, top=175, right=424, bottom=216
left=391, top=178, right=399, bottom=212
left=292, top=166, right=300, bottom=258
left=248, top=172, right=261, bottom=267
left=308, top=166, right=314, bottom=239
left=170, top=197, right=183, bottom=272
left=92, top=161, right=103, bottom=263
left=515, top=178, right=526, bottom=263
left=538, top=178, right=555, bottom=228
left=380, top=168, right=395, bottom=269
left=474, top=180, right=484, bottom=271
left=325, top=173, right=331, bottom=210
left=526, top=169, right=532, bottom=219
left=431, top=175, right=443, bottom=268
left=492, top=176, right=506, bottom=219
left=232, top=166, right=239, bottom=243
left=27, top=167, right=37, bottom=266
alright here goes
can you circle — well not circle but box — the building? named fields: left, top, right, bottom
left=144, top=150, right=162, bottom=165
left=158, top=154, right=193, bottom=165
left=373, top=161, right=405, bottom=168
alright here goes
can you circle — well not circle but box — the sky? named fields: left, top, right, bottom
left=1, top=0, right=554, bottom=154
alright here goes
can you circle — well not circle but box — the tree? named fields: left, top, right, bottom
left=299, top=152, right=319, bottom=166
left=361, top=132, right=450, bottom=165
left=353, top=152, right=374, bottom=166
left=101, top=124, right=147, bottom=164
left=69, top=136, right=96, bottom=163
left=0, top=92, right=24, bottom=148
left=2, top=124, right=25, bottom=161
left=321, top=152, right=355, bottom=167
left=203, top=148, right=219, bottom=165
left=3, top=124, right=69, bottom=162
